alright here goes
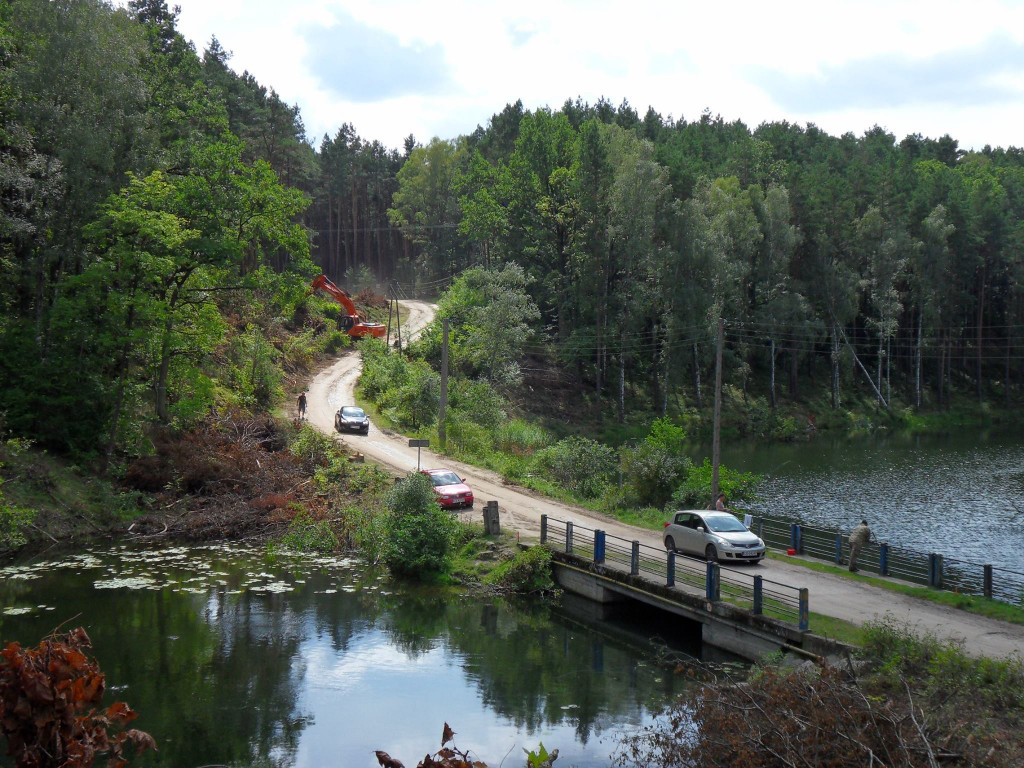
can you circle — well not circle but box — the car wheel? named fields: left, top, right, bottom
left=664, top=536, right=676, bottom=553
left=361, top=428, right=369, bottom=435
left=705, top=544, right=719, bottom=563
left=334, top=416, right=340, bottom=431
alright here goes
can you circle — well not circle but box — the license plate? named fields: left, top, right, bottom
left=742, top=551, right=761, bottom=557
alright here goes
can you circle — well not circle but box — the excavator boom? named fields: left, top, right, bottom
left=310, top=275, right=387, bottom=339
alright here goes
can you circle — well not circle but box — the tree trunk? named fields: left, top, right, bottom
left=770, top=337, right=777, bottom=409
left=977, top=264, right=986, bottom=402
left=693, top=342, right=702, bottom=409
left=617, top=323, right=626, bottom=424
left=937, top=330, right=945, bottom=406
left=1005, top=328, right=1012, bottom=408
left=915, top=310, right=922, bottom=409
left=789, top=342, right=798, bottom=398
left=830, top=326, right=840, bottom=410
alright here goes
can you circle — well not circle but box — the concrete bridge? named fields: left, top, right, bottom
left=541, top=515, right=846, bottom=662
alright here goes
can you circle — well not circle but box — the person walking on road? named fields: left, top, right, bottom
left=297, top=392, right=307, bottom=420
left=848, top=519, right=871, bottom=572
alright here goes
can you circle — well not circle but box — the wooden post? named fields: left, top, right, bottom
left=711, top=317, right=724, bottom=504
left=483, top=500, right=500, bottom=536
left=386, top=297, right=394, bottom=346
left=395, top=298, right=402, bottom=353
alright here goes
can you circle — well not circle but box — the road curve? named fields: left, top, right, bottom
left=306, top=302, right=1024, bottom=659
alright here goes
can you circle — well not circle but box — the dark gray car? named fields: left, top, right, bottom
left=335, top=406, right=369, bottom=435
left=663, top=510, right=765, bottom=564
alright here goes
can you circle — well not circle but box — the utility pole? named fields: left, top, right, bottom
left=386, top=296, right=394, bottom=347
left=395, top=299, right=402, bottom=354
left=711, top=317, right=724, bottom=506
left=439, top=318, right=449, bottom=449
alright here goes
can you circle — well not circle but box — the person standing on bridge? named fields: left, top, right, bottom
left=848, top=520, right=871, bottom=572
left=297, top=392, right=307, bottom=420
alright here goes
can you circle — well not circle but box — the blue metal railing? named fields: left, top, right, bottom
left=541, top=514, right=809, bottom=630
left=753, top=514, right=1024, bottom=606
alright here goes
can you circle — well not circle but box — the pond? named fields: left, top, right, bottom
left=0, top=543, right=720, bottom=768
left=711, top=427, right=1024, bottom=572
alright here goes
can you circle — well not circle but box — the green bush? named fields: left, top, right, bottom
left=383, top=473, right=460, bottom=578
left=495, top=420, right=550, bottom=455
left=229, top=324, right=281, bottom=409
left=0, top=478, right=33, bottom=551
left=533, top=436, right=616, bottom=498
left=289, top=424, right=336, bottom=470
left=484, top=546, right=554, bottom=593
left=319, top=330, right=350, bottom=355
left=348, top=503, right=392, bottom=564
left=445, top=417, right=492, bottom=459
left=449, top=379, right=506, bottom=428
left=670, top=458, right=761, bottom=509
left=279, top=507, right=338, bottom=552
left=620, top=418, right=691, bottom=508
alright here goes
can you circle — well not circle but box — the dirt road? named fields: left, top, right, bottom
left=307, top=301, right=1024, bottom=659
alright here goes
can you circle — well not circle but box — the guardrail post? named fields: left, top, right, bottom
left=984, top=564, right=993, bottom=599
left=798, top=588, right=809, bottom=631
left=705, top=562, right=720, bottom=601
left=630, top=541, right=640, bottom=575
left=756, top=517, right=764, bottom=538
left=566, top=522, right=574, bottom=554
left=667, top=552, right=675, bottom=587
left=928, top=553, right=943, bottom=587
left=753, top=575, right=763, bottom=615
left=540, top=515, right=548, bottom=544
left=834, top=533, right=842, bottom=564
left=594, top=530, right=606, bottom=564
left=879, top=543, right=889, bottom=576
left=790, top=524, right=803, bottom=554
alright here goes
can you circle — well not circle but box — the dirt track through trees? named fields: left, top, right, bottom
left=306, top=301, right=1024, bottom=659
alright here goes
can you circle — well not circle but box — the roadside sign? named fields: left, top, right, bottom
left=408, top=438, right=430, bottom=470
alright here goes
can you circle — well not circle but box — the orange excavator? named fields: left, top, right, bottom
left=310, top=275, right=387, bottom=338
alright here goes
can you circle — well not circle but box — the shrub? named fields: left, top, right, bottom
left=495, top=420, right=550, bottom=455
left=289, top=424, right=336, bottom=470
left=620, top=419, right=692, bottom=508
left=484, top=546, right=554, bottom=593
left=384, top=473, right=460, bottom=578
left=533, top=436, right=616, bottom=498
left=670, top=458, right=761, bottom=509
left=449, top=379, right=506, bottom=428
left=229, top=324, right=281, bottom=409
left=279, top=507, right=338, bottom=552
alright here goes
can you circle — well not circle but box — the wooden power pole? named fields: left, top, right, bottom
left=711, top=317, right=724, bottom=506
left=439, top=318, right=449, bottom=448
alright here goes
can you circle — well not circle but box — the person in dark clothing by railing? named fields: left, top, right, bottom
left=848, top=520, right=871, bottom=572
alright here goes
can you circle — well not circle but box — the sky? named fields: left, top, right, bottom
left=162, top=0, right=1024, bottom=153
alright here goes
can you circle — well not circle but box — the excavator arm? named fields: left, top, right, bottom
left=310, top=275, right=388, bottom=339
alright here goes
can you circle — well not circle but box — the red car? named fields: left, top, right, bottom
left=421, top=468, right=474, bottom=510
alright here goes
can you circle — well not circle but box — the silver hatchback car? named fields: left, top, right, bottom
left=663, top=510, right=766, bottom=564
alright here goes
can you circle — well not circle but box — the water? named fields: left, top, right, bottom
left=0, top=543, right=709, bottom=768
left=708, top=428, right=1024, bottom=572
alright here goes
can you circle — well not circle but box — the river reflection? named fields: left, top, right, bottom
left=0, top=544, right=704, bottom=768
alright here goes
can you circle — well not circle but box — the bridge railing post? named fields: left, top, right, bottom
left=753, top=575, right=763, bottom=615
left=566, top=522, right=573, bottom=555
left=928, top=553, right=943, bottom=587
left=594, top=531, right=606, bottom=564
left=630, top=541, right=640, bottom=576
left=834, top=533, right=843, bottom=564
left=879, top=543, right=889, bottom=576
left=705, top=562, right=720, bottom=601
left=667, top=552, right=675, bottom=587
left=790, top=524, right=803, bottom=554
left=984, top=564, right=993, bottom=599
left=799, top=588, right=809, bottom=631
left=540, top=515, right=548, bottom=544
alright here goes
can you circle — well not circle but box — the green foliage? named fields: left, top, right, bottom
left=533, top=436, right=617, bottom=498
left=289, top=424, right=335, bottom=470
left=278, top=507, right=338, bottom=553
left=346, top=464, right=392, bottom=496
left=525, top=742, right=554, bottom=768
left=495, top=420, right=551, bottom=455
left=230, top=324, right=281, bottom=410
left=0, top=474, right=34, bottom=550
left=383, top=473, right=460, bottom=578
left=670, top=458, right=761, bottom=509
left=620, top=418, right=692, bottom=508
left=348, top=503, right=391, bottom=565
left=483, top=546, right=554, bottom=593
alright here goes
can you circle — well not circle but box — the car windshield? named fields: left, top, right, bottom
left=341, top=407, right=365, bottom=418
left=429, top=471, right=461, bottom=487
left=704, top=515, right=747, bottom=533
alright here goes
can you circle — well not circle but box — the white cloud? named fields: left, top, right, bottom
left=165, top=0, right=1024, bottom=151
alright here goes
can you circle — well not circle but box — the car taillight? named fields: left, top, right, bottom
left=663, top=522, right=670, bottom=528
